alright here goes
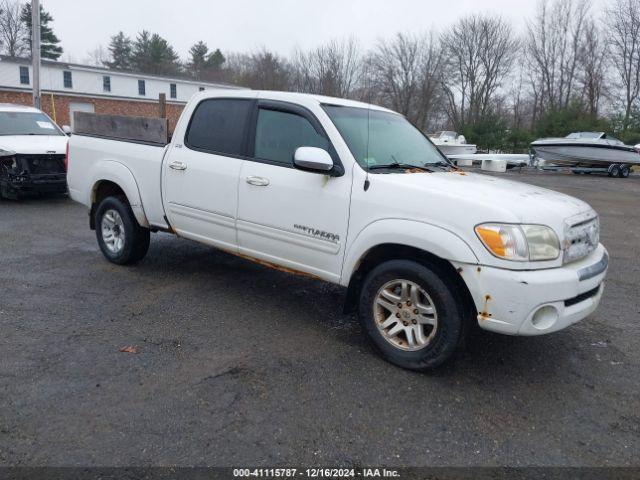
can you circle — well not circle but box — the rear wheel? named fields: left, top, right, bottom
left=358, top=260, right=466, bottom=371
left=619, top=165, right=630, bottom=178
left=95, top=196, right=150, bottom=265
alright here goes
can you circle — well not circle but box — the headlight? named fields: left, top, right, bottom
left=475, top=223, right=560, bottom=262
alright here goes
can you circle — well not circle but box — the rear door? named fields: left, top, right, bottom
left=163, top=97, right=254, bottom=251
left=236, top=100, right=351, bottom=282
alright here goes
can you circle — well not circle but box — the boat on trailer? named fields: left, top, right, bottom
left=428, top=131, right=477, bottom=157
left=531, top=132, right=640, bottom=177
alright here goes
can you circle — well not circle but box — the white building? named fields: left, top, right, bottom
left=0, top=55, right=242, bottom=129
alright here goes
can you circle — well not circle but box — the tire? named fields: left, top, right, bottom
left=619, top=165, right=630, bottom=178
left=94, top=195, right=150, bottom=265
left=358, top=260, right=467, bottom=371
left=610, top=164, right=620, bottom=177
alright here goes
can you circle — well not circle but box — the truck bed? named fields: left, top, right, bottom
left=67, top=134, right=169, bottom=228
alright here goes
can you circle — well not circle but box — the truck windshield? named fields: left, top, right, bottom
left=322, top=105, right=449, bottom=171
left=0, top=112, right=63, bottom=136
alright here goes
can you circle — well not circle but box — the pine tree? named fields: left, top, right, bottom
left=130, top=30, right=152, bottom=73
left=107, top=31, right=133, bottom=70
left=207, top=48, right=225, bottom=70
left=187, top=41, right=209, bottom=79
left=131, top=31, right=180, bottom=75
left=20, top=1, right=62, bottom=60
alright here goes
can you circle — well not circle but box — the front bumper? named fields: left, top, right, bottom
left=453, top=244, right=608, bottom=336
left=1, top=173, right=67, bottom=195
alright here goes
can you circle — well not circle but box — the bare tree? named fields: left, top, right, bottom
left=0, top=0, right=28, bottom=57
left=290, top=38, right=363, bottom=98
left=441, top=14, right=519, bottom=130
left=578, top=20, right=608, bottom=116
left=506, top=60, right=531, bottom=130
left=608, top=0, right=640, bottom=130
left=84, top=45, right=110, bottom=67
left=367, top=32, right=443, bottom=131
left=526, top=0, right=591, bottom=115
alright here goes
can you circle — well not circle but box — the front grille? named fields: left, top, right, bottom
left=17, top=154, right=65, bottom=175
left=563, top=216, right=599, bottom=264
left=565, top=285, right=601, bottom=307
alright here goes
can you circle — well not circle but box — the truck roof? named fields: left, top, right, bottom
left=199, top=89, right=395, bottom=114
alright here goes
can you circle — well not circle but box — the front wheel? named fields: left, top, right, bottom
left=358, top=260, right=467, bottom=371
left=95, top=196, right=150, bottom=265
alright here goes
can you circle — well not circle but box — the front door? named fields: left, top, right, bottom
left=163, top=97, right=254, bottom=251
left=237, top=101, right=351, bottom=282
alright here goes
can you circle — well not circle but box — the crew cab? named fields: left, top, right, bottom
left=67, top=90, right=608, bottom=371
left=0, top=104, right=69, bottom=199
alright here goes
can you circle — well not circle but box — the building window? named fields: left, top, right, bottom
left=19, top=66, right=30, bottom=85
left=199, top=87, right=205, bottom=91
left=103, top=76, right=111, bottom=92
left=63, top=71, right=73, bottom=88
left=170, top=83, right=177, bottom=99
left=138, top=79, right=146, bottom=96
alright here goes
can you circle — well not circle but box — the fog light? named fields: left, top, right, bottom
left=531, top=305, right=559, bottom=330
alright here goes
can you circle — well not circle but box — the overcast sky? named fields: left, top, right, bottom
left=43, top=0, right=607, bottom=63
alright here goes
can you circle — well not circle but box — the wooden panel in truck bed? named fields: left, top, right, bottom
left=73, top=112, right=168, bottom=146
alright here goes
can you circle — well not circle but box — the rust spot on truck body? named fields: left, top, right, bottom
left=171, top=232, right=321, bottom=281
left=479, top=294, right=493, bottom=320
left=234, top=253, right=322, bottom=281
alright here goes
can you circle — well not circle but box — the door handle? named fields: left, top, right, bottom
left=169, top=161, right=187, bottom=171
left=246, top=176, right=270, bottom=186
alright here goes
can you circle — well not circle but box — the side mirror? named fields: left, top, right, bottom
left=293, top=147, right=334, bottom=173
left=62, top=125, right=72, bottom=135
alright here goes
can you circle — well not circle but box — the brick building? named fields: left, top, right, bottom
left=0, top=55, right=243, bottom=132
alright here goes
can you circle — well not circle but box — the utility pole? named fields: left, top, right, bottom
left=31, top=0, right=41, bottom=109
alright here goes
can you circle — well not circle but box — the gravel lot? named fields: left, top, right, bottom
left=1, top=169, right=639, bottom=467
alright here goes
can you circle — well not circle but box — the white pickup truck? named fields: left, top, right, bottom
left=67, top=90, right=608, bottom=370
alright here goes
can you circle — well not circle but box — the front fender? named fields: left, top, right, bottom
left=340, top=219, right=479, bottom=285
left=87, top=160, right=149, bottom=228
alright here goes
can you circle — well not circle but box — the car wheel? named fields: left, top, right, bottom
left=358, top=259, right=467, bottom=371
left=95, top=195, right=150, bottom=265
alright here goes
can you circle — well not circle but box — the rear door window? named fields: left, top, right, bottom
left=186, top=99, right=252, bottom=156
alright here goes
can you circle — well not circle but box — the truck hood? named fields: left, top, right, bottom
left=0, top=135, right=68, bottom=155
left=374, top=170, right=593, bottom=227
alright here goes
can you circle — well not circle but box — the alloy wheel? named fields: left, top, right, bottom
left=373, top=279, right=438, bottom=351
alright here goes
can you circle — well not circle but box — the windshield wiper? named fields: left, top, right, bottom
left=428, top=160, right=453, bottom=170
left=368, top=162, right=434, bottom=173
